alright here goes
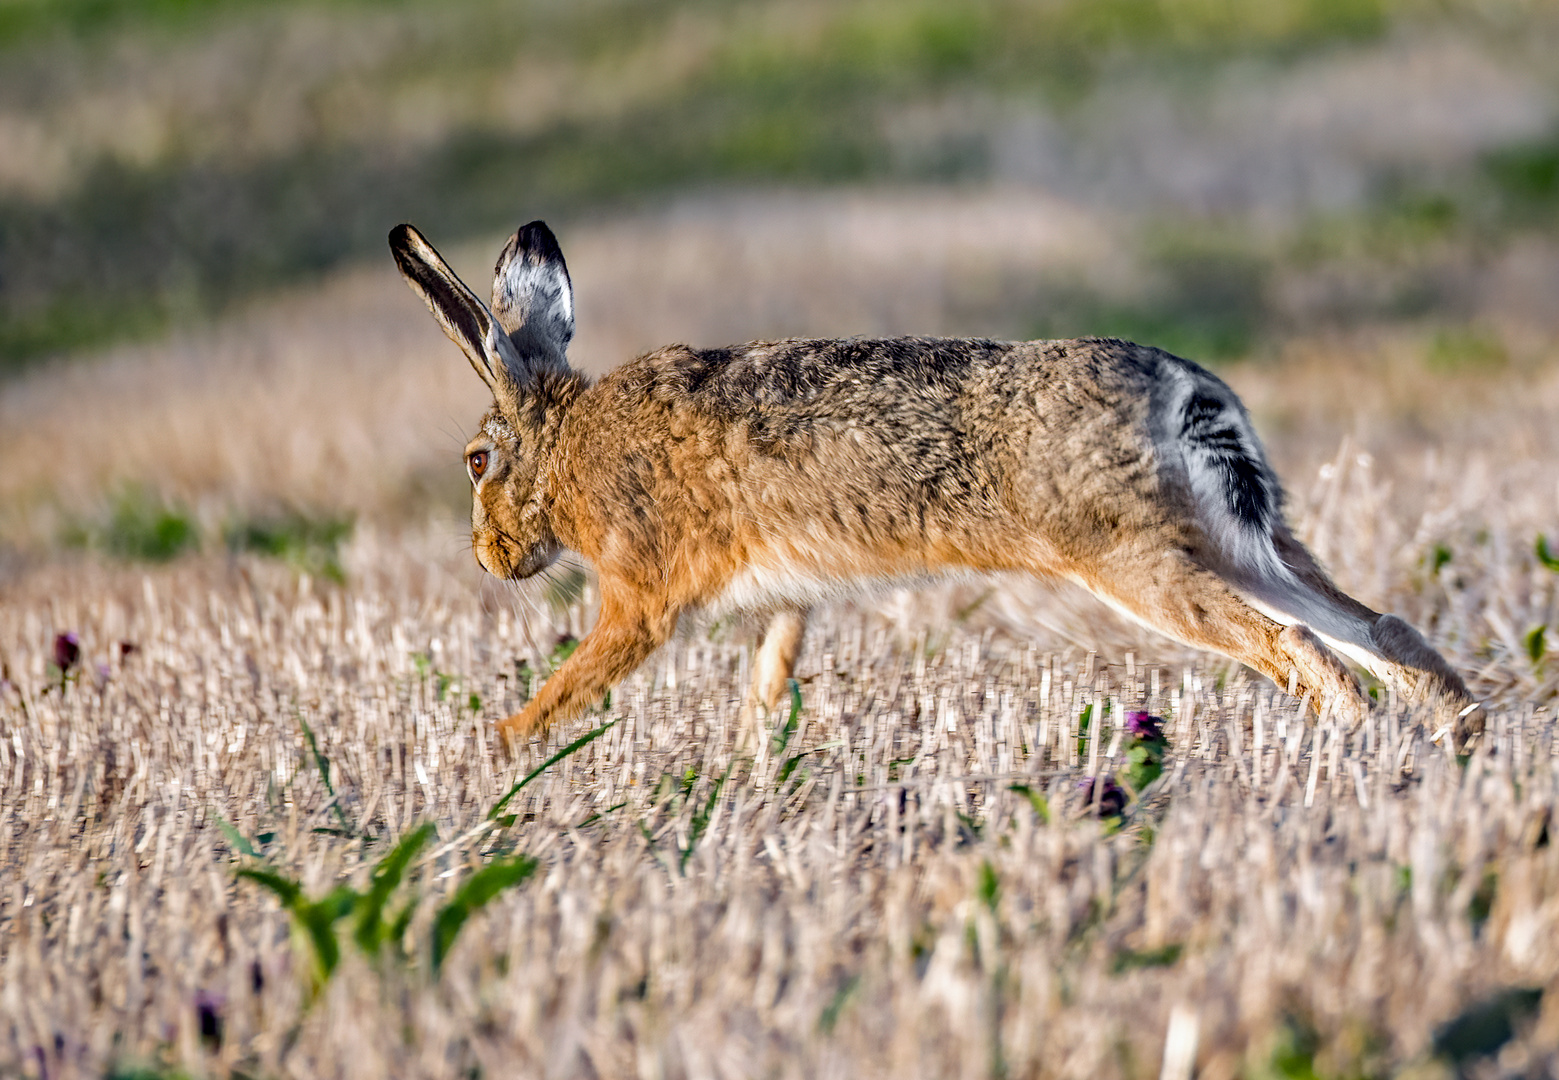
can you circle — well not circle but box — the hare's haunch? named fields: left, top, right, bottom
left=389, top=221, right=1476, bottom=744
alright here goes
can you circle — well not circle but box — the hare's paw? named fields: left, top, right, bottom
left=496, top=706, right=547, bottom=739
left=751, top=609, right=807, bottom=712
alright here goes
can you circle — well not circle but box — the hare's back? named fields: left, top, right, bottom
left=610, top=335, right=1160, bottom=424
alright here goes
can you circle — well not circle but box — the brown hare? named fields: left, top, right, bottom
left=389, top=220, right=1475, bottom=742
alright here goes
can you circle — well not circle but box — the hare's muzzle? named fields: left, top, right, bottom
left=473, top=528, right=558, bottom=581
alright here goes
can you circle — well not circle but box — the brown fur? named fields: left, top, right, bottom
left=390, top=221, right=1477, bottom=746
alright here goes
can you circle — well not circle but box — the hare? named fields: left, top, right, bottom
left=389, top=220, right=1475, bottom=743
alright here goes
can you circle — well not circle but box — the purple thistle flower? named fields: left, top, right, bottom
left=195, top=989, right=226, bottom=1049
left=1125, top=711, right=1165, bottom=741
left=52, top=633, right=80, bottom=672
left=1077, top=776, right=1127, bottom=818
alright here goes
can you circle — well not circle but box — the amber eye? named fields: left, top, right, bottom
left=468, top=451, right=489, bottom=481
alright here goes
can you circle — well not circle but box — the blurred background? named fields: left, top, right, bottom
left=1, top=0, right=1557, bottom=588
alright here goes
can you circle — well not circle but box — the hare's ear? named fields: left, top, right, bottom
left=389, top=224, right=522, bottom=393
left=491, top=220, right=574, bottom=368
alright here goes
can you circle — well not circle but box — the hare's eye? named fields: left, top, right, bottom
left=468, top=451, right=488, bottom=481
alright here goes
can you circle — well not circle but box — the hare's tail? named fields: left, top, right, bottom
left=1164, top=360, right=1379, bottom=660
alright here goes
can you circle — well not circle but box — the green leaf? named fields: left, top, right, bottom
left=1008, top=784, right=1050, bottom=824
left=1111, top=942, right=1184, bottom=975
left=1537, top=535, right=1559, bottom=572
left=431, top=856, right=539, bottom=974
left=235, top=869, right=358, bottom=987
left=299, top=716, right=333, bottom=798
left=299, top=715, right=353, bottom=835
left=351, top=822, right=435, bottom=955
left=775, top=754, right=804, bottom=789
left=235, top=867, right=302, bottom=908
left=977, top=860, right=999, bottom=913
left=1526, top=625, right=1548, bottom=667
left=295, top=885, right=358, bottom=981
left=679, top=765, right=729, bottom=873
left=213, top=813, right=259, bottom=859
left=1075, top=703, right=1093, bottom=757
left=817, top=974, right=860, bottom=1035
left=1120, top=739, right=1166, bottom=795
left=488, top=720, right=617, bottom=820
left=1432, top=543, right=1455, bottom=574
left=772, top=679, right=802, bottom=756
left=576, top=800, right=628, bottom=828
left=548, top=635, right=581, bottom=670
left=387, top=894, right=419, bottom=954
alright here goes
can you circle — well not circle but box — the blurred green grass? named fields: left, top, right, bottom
left=0, top=0, right=1408, bottom=368
left=1, top=0, right=1555, bottom=370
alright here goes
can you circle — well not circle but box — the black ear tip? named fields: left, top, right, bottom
left=516, top=220, right=562, bottom=259
left=388, top=224, right=425, bottom=266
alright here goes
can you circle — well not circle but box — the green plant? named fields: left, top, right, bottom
left=1110, top=942, right=1183, bottom=974
left=227, top=717, right=618, bottom=988
left=233, top=822, right=539, bottom=987
left=352, top=822, right=436, bottom=956
left=64, top=488, right=201, bottom=562
left=1426, top=327, right=1507, bottom=373
left=679, top=764, right=729, bottom=874
left=299, top=715, right=355, bottom=837
left=488, top=719, right=618, bottom=823
left=771, top=679, right=806, bottom=788
left=1536, top=535, right=1559, bottom=572
left=1118, top=712, right=1168, bottom=796
left=234, top=866, right=353, bottom=989
left=977, top=860, right=999, bottom=913
left=548, top=635, right=581, bottom=670
left=1008, top=784, right=1050, bottom=824
left=818, top=974, right=860, bottom=1035
left=430, top=855, right=539, bottom=974
left=226, top=510, right=354, bottom=582
left=1526, top=625, right=1547, bottom=669
left=213, top=813, right=274, bottom=858
left=542, top=567, right=589, bottom=613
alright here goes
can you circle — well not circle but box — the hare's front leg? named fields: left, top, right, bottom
left=498, top=587, right=675, bottom=738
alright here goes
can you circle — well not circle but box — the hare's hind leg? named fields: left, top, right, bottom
left=1077, top=552, right=1370, bottom=726
left=1265, top=526, right=1476, bottom=744
left=498, top=584, right=675, bottom=739
left=751, top=609, right=807, bottom=713
left=1269, top=526, right=1472, bottom=706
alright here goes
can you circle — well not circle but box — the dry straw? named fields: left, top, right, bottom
left=1, top=188, right=1557, bottom=1080
left=2, top=427, right=1557, bottom=1079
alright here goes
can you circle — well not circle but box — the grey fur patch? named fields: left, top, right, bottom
left=1179, top=389, right=1272, bottom=529
left=492, top=221, right=574, bottom=366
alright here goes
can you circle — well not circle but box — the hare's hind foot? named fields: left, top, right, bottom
left=736, top=609, right=808, bottom=753
left=1368, top=614, right=1472, bottom=702
left=751, top=609, right=807, bottom=713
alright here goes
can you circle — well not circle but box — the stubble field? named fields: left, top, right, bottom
left=3, top=190, right=1559, bottom=1079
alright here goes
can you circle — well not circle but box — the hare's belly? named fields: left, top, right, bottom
left=712, top=541, right=981, bottom=614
